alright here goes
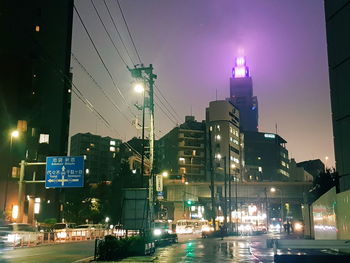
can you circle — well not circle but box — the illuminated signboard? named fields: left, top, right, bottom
left=264, top=133, right=276, bottom=139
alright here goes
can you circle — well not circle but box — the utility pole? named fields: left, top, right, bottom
left=264, top=187, right=269, bottom=232
left=128, top=65, right=157, bottom=230
left=17, top=161, right=46, bottom=223
left=140, top=91, right=146, bottom=187
left=208, top=129, right=216, bottom=230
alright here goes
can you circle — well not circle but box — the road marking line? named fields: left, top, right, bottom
left=72, top=256, right=94, bottom=263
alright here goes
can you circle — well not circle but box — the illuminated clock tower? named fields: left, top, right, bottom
left=229, top=57, right=258, bottom=132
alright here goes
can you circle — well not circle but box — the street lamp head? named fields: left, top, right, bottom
left=11, top=130, right=19, bottom=138
left=133, top=83, right=145, bottom=93
left=162, top=171, right=168, bottom=177
left=270, top=187, right=276, bottom=193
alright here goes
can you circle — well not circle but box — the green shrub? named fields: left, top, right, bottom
left=97, top=235, right=146, bottom=261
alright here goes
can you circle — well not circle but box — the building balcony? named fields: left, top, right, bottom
left=178, top=142, right=204, bottom=148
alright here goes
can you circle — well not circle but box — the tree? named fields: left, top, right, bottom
left=309, top=168, right=338, bottom=202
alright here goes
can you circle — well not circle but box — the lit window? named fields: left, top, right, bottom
left=264, top=133, right=275, bottom=139
left=110, top=140, right=116, bottom=146
left=90, top=143, right=95, bottom=147
left=110, top=146, right=116, bottom=152
left=86, top=148, right=90, bottom=151
left=233, top=139, right=239, bottom=145
left=209, top=126, right=213, bottom=131
left=216, top=153, right=222, bottom=160
left=233, top=157, right=239, bottom=164
left=230, top=127, right=233, bottom=133
left=179, top=157, right=185, bottom=163
left=216, top=135, right=221, bottom=141
left=258, top=167, right=262, bottom=172
left=83, top=155, right=87, bottom=160
left=216, top=125, right=220, bottom=131
left=85, top=169, right=90, bottom=174
left=35, top=25, right=40, bottom=32
left=39, top=134, right=49, bottom=144
left=68, top=89, right=71, bottom=93
left=230, top=137, right=233, bottom=142
left=192, top=150, right=196, bottom=156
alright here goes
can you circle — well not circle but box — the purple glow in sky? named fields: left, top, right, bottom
left=70, top=0, right=334, bottom=167
left=233, top=56, right=249, bottom=78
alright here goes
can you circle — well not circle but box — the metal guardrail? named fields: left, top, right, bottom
left=1, top=229, right=114, bottom=248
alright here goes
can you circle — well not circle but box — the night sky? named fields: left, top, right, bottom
left=70, top=0, right=334, bottom=167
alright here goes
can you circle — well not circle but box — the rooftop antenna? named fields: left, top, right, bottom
left=275, top=123, right=278, bottom=134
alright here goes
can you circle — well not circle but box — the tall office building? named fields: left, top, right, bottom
left=324, top=1, right=350, bottom=192
left=0, top=1, right=74, bottom=218
left=206, top=100, right=242, bottom=181
left=229, top=57, right=258, bottom=132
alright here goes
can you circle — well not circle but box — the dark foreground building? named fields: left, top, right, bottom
left=0, top=0, right=74, bottom=221
left=324, top=1, right=350, bottom=192
left=70, top=133, right=122, bottom=184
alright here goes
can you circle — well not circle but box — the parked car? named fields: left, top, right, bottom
left=52, top=223, right=76, bottom=240
left=0, top=223, right=43, bottom=247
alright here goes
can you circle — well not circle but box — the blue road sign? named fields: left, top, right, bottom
left=45, top=156, right=84, bottom=188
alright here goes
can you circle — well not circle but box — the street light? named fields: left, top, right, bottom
left=270, top=187, right=284, bottom=225
left=133, top=82, right=145, bottom=93
left=11, top=130, right=19, bottom=139
left=3, top=130, right=20, bottom=213
left=162, top=171, right=168, bottom=177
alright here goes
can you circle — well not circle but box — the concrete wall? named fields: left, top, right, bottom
left=335, top=189, right=350, bottom=239
left=311, top=187, right=350, bottom=240
left=312, top=187, right=337, bottom=240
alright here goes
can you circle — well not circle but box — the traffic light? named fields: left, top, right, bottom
left=186, top=200, right=192, bottom=206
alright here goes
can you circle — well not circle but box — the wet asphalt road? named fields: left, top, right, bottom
left=154, top=234, right=274, bottom=263
left=0, top=240, right=95, bottom=263
left=0, top=233, right=321, bottom=263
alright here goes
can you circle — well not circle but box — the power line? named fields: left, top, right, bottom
left=154, top=93, right=179, bottom=125
left=74, top=5, right=131, bottom=109
left=108, top=1, right=182, bottom=127
left=103, top=0, right=136, bottom=66
left=90, top=0, right=129, bottom=67
left=32, top=35, right=145, bottom=160
left=71, top=53, right=135, bottom=122
left=155, top=84, right=182, bottom=121
left=115, top=0, right=142, bottom=64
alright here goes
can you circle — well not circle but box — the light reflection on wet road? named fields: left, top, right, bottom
left=154, top=235, right=274, bottom=263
